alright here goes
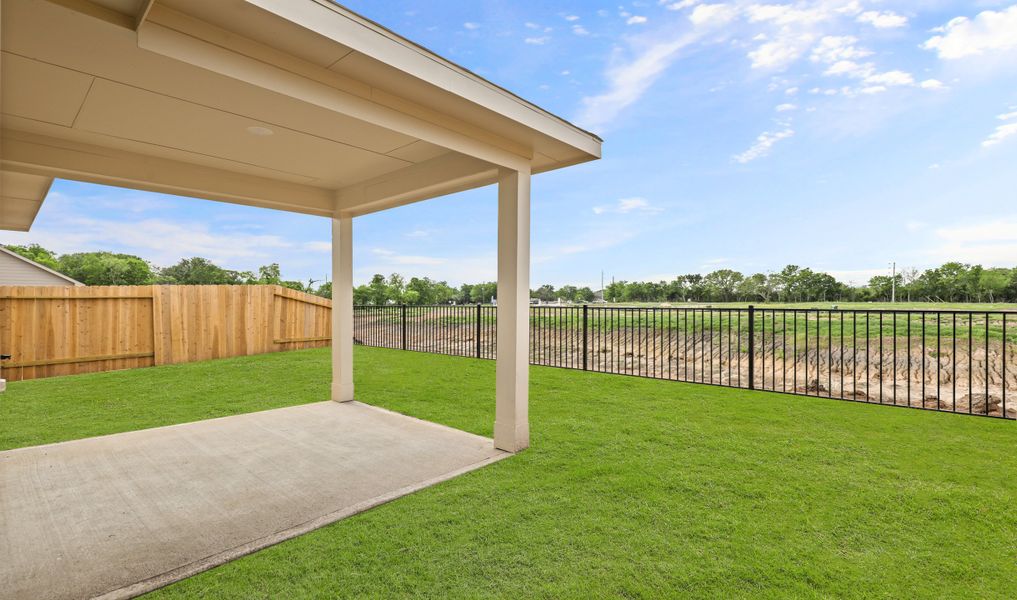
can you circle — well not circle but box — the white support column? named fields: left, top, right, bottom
left=331, top=213, right=355, bottom=402
left=494, top=166, right=531, bottom=452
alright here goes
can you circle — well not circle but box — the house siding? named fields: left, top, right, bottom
left=0, top=251, right=77, bottom=286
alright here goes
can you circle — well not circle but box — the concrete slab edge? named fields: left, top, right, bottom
left=92, top=449, right=512, bottom=600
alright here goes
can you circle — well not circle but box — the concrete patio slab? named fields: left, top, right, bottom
left=0, top=401, right=508, bottom=600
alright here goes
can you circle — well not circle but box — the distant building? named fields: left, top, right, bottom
left=593, top=289, right=607, bottom=303
left=0, top=247, right=83, bottom=286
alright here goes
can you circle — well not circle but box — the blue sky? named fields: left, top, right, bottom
left=4, top=0, right=1017, bottom=288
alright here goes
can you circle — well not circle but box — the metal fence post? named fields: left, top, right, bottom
left=401, top=304, right=407, bottom=350
left=582, top=304, right=589, bottom=371
left=476, top=303, right=482, bottom=359
left=747, top=305, right=755, bottom=390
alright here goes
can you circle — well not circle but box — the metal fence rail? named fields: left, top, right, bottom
left=354, top=304, right=1016, bottom=420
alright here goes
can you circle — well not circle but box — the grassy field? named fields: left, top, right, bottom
left=368, top=303, right=1017, bottom=343
left=3, top=347, right=1016, bottom=598
left=617, top=301, right=1017, bottom=311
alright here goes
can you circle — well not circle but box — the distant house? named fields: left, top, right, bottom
left=0, top=247, right=83, bottom=286
left=593, top=289, right=607, bottom=303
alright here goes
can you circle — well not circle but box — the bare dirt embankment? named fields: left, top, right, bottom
left=355, top=318, right=1017, bottom=418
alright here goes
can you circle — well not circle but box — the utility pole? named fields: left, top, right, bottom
left=890, top=261, right=896, bottom=304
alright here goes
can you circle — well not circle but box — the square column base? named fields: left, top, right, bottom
left=331, top=382, right=354, bottom=402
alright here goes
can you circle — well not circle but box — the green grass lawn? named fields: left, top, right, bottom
left=3, top=347, right=1016, bottom=598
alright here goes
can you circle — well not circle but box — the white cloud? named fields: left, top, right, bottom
left=463, top=22, right=480, bottom=30
left=689, top=3, right=738, bottom=27
left=857, top=10, right=907, bottom=29
left=785, top=86, right=799, bottom=95
left=525, top=22, right=540, bottom=30
left=982, top=110, right=1017, bottom=148
left=592, top=197, right=663, bottom=215
left=370, top=248, right=445, bottom=266
left=929, top=218, right=1017, bottom=266
left=576, top=32, right=699, bottom=132
left=733, top=128, right=794, bottom=163
left=525, top=36, right=551, bottom=45
left=572, top=24, right=590, bottom=35
left=302, top=241, right=331, bottom=253
left=863, top=70, right=915, bottom=87
left=405, top=228, right=434, bottom=239
left=627, top=15, right=648, bottom=25
left=922, top=6, right=1017, bottom=59
left=775, top=103, right=797, bottom=111
left=745, top=4, right=831, bottom=26
left=810, top=35, right=872, bottom=64
left=565, top=15, right=580, bottom=22
left=0, top=214, right=293, bottom=267
left=823, top=59, right=873, bottom=78
left=919, top=78, right=946, bottom=90
left=749, top=36, right=813, bottom=70
left=663, top=0, right=699, bottom=10
left=357, top=252, right=496, bottom=285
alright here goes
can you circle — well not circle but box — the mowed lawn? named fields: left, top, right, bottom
left=2, top=347, right=1016, bottom=598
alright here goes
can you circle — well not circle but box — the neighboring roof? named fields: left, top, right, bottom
left=0, top=246, right=85, bottom=286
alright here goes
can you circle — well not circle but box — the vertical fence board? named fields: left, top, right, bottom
left=0, top=285, right=333, bottom=382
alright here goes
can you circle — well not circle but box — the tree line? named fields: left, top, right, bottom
left=351, top=274, right=597, bottom=306
left=4, top=244, right=329, bottom=296
left=7, top=244, right=1017, bottom=304
left=603, top=263, right=1017, bottom=304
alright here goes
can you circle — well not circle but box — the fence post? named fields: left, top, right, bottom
left=747, top=305, right=755, bottom=390
left=476, top=303, right=482, bottom=358
left=582, top=304, right=589, bottom=371
left=401, top=304, right=407, bottom=350
left=471, top=305, right=480, bottom=357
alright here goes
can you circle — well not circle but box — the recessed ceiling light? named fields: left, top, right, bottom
left=246, top=126, right=274, bottom=136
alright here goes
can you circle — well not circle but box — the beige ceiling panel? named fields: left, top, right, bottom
left=0, top=171, right=50, bottom=231
left=73, top=79, right=412, bottom=186
left=1, top=171, right=55, bottom=200
left=386, top=141, right=449, bottom=164
left=0, top=52, right=94, bottom=127
left=2, top=114, right=319, bottom=186
left=90, top=0, right=147, bottom=16
left=330, top=52, right=588, bottom=164
left=0, top=196, right=43, bottom=222
left=2, top=0, right=416, bottom=155
left=160, top=0, right=353, bottom=68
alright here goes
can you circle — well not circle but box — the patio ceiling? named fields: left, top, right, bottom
left=0, top=0, right=603, bottom=454
left=0, top=0, right=601, bottom=228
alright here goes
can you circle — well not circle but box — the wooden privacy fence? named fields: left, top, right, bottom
left=0, top=285, right=332, bottom=382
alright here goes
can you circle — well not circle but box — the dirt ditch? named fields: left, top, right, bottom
left=354, top=318, right=1017, bottom=419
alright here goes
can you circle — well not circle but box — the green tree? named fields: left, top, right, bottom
left=58, top=252, right=154, bottom=285
left=703, top=269, right=744, bottom=301
left=531, top=284, right=556, bottom=302
left=979, top=268, right=1011, bottom=303
left=159, top=257, right=242, bottom=284
left=257, top=263, right=282, bottom=285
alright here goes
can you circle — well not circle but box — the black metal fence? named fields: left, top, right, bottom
left=354, top=304, right=1016, bottom=420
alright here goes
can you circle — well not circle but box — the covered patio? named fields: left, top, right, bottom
left=2, top=401, right=507, bottom=599
left=0, top=0, right=600, bottom=596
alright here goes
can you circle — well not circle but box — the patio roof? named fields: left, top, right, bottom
left=0, top=0, right=601, bottom=228
left=1, top=0, right=602, bottom=453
